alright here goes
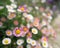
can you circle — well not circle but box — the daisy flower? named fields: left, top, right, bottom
left=26, top=44, right=32, bottom=48
left=26, top=14, right=34, bottom=22
left=27, top=32, right=32, bottom=38
left=13, top=27, right=23, bottom=37
left=7, top=12, right=16, bottom=20
left=6, top=30, right=12, bottom=36
left=41, top=20, right=47, bottom=26
left=2, top=38, right=11, bottom=45
left=31, top=28, right=38, bottom=34
left=41, top=27, right=50, bottom=36
left=41, top=0, right=46, bottom=3
left=10, top=0, right=15, bottom=3
left=27, top=38, right=32, bottom=44
left=31, top=40, right=36, bottom=46
left=16, top=39, right=24, bottom=46
left=41, top=36, right=48, bottom=42
left=42, top=41, right=48, bottom=48
left=23, top=26, right=29, bottom=34
left=6, top=5, right=16, bottom=12
left=0, top=6, right=4, bottom=10
left=13, top=20, right=19, bottom=26
left=33, top=17, right=40, bottom=27
left=17, top=5, right=27, bottom=12
left=17, top=45, right=23, bottom=48
left=11, top=3, right=17, bottom=8
left=1, top=17, right=6, bottom=22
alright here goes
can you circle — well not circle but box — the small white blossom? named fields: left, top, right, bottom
left=32, top=28, right=38, bottom=34
left=16, top=39, right=24, bottom=46
left=2, top=38, right=11, bottom=45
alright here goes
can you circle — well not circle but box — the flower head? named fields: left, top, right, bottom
left=13, top=27, right=23, bottom=37
left=17, top=5, right=27, bottom=12
left=6, top=30, right=12, bottom=36
left=42, top=41, right=48, bottom=48
left=27, top=38, right=32, bottom=44
left=16, top=39, right=24, bottom=46
left=23, top=26, right=29, bottom=34
left=13, top=20, right=19, bottom=26
left=27, top=32, right=32, bottom=38
left=41, top=36, right=48, bottom=42
left=2, top=38, right=11, bottom=45
left=31, top=28, right=38, bottom=34
left=17, top=45, right=23, bottom=48
left=31, top=40, right=36, bottom=46
left=7, top=12, right=16, bottom=20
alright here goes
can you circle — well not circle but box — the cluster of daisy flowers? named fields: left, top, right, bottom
left=0, top=0, right=57, bottom=48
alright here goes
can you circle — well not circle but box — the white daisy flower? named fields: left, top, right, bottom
left=23, top=13, right=28, bottom=17
left=27, top=7, right=33, bottom=12
left=16, top=39, right=24, bottom=46
left=48, top=16, right=52, bottom=20
left=42, top=20, right=47, bottom=26
left=17, top=45, right=23, bottom=48
left=26, top=14, right=34, bottom=22
left=6, top=5, right=16, bottom=12
left=0, top=6, right=4, bottom=10
left=31, top=40, right=36, bottom=46
left=41, top=0, right=46, bottom=3
left=11, top=3, right=17, bottom=8
left=2, top=38, right=11, bottom=45
left=42, top=41, right=48, bottom=48
left=26, top=44, right=32, bottom=48
left=42, top=12, right=46, bottom=16
left=32, top=28, right=38, bottom=34
left=27, top=38, right=32, bottom=44
left=35, top=6, right=39, bottom=10
left=6, top=5, right=13, bottom=10
left=8, top=9, right=16, bottom=12
left=27, top=23, right=30, bottom=28
left=10, top=0, right=15, bottom=3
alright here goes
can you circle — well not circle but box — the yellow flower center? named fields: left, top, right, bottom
left=15, top=29, right=21, bottom=34
left=44, top=43, right=46, bottom=46
left=23, top=27, right=28, bottom=32
left=47, top=13, right=51, bottom=16
left=32, top=42, right=34, bottom=44
left=7, top=32, right=11, bottom=35
left=20, top=7, right=24, bottom=11
left=4, top=40, right=9, bottom=44
left=27, top=33, right=30, bottom=37
left=32, top=29, right=36, bottom=33
left=43, top=38, right=47, bottom=41
left=10, top=13, right=15, bottom=17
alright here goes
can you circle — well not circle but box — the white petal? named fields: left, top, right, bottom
left=16, top=39, right=24, bottom=46
left=11, top=3, right=17, bottom=8
left=27, top=38, right=32, bottom=44
left=27, top=44, right=32, bottom=48
left=0, top=6, right=4, bottom=9
left=31, top=40, right=36, bottom=46
left=32, top=28, right=38, bottom=34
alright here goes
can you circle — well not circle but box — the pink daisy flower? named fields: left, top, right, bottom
left=41, top=27, right=50, bottom=36
left=6, top=30, right=12, bottom=36
left=41, top=36, right=48, bottom=42
left=20, top=26, right=29, bottom=37
left=1, top=17, right=6, bottom=22
left=17, top=5, right=27, bottom=12
left=13, top=20, right=19, bottom=26
left=13, top=27, right=23, bottom=37
left=22, top=26, right=29, bottom=34
left=27, top=32, right=32, bottom=38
